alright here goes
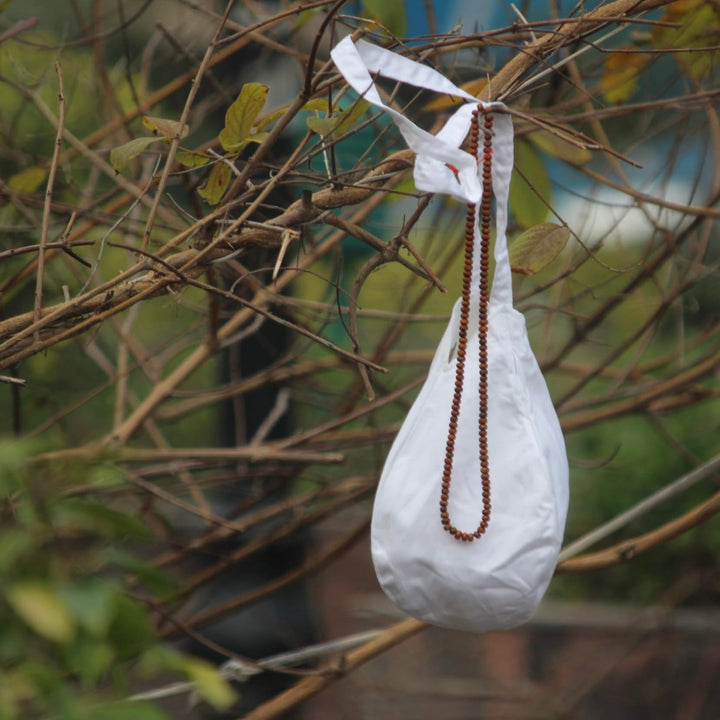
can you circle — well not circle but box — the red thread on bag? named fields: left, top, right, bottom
left=439, top=105, right=493, bottom=542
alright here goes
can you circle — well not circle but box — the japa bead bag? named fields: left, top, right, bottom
left=331, top=38, right=569, bottom=633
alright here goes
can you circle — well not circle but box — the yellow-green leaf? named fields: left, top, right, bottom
left=293, top=7, right=322, bottom=32
left=256, top=98, right=329, bottom=131
left=301, top=98, right=331, bottom=113
left=176, top=149, right=211, bottom=168
left=219, top=83, right=269, bottom=152
left=509, top=139, right=551, bottom=227
left=509, top=222, right=570, bottom=275
left=528, top=127, right=592, bottom=165
left=8, top=582, right=76, bottom=643
left=653, top=2, right=720, bottom=78
left=246, top=131, right=269, bottom=146
left=181, top=657, right=237, bottom=710
left=7, top=166, right=47, bottom=194
left=361, top=0, right=407, bottom=36
left=198, top=161, right=233, bottom=205
left=306, top=99, right=370, bottom=138
left=110, top=136, right=162, bottom=173
left=142, top=115, right=189, bottom=139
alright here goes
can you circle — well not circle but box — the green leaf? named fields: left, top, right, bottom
left=218, top=83, right=269, bottom=152
left=110, top=137, right=161, bottom=173
left=7, top=166, right=47, bottom=194
left=198, top=161, right=233, bottom=205
left=0, top=666, right=36, bottom=717
left=509, top=222, right=570, bottom=275
left=53, top=499, right=150, bottom=541
left=509, top=139, right=551, bottom=227
left=306, top=99, right=370, bottom=138
left=0, top=528, right=34, bottom=572
left=0, top=437, right=34, bottom=487
left=180, top=657, right=237, bottom=711
left=61, top=581, right=117, bottom=637
left=141, top=115, right=189, bottom=139
left=63, top=637, right=115, bottom=687
left=528, top=127, right=592, bottom=165
left=84, top=463, right=125, bottom=489
left=138, top=644, right=183, bottom=676
left=8, top=582, right=76, bottom=643
left=176, top=149, right=211, bottom=168
left=107, top=549, right=176, bottom=597
left=361, top=0, right=407, bottom=36
left=107, top=595, right=155, bottom=659
left=94, top=701, right=170, bottom=720
left=292, top=7, right=322, bottom=32
left=387, top=174, right=417, bottom=200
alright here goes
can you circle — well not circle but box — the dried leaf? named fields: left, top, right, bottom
left=142, top=115, right=189, bottom=139
left=660, top=0, right=704, bottom=20
left=110, top=136, right=161, bottom=173
left=424, top=78, right=488, bottom=111
left=600, top=49, right=651, bottom=105
left=509, top=139, right=551, bottom=227
left=509, top=222, right=570, bottom=275
left=219, top=83, right=269, bottom=152
left=198, top=161, right=233, bottom=205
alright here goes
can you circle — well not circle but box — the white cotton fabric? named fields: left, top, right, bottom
left=331, top=38, right=569, bottom=633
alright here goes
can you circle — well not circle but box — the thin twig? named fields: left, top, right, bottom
left=34, top=61, right=65, bottom=339
left=240, top=617, right=426, bottom=720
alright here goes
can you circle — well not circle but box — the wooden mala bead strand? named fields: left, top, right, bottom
left=439, top=105, right=494, bottom=542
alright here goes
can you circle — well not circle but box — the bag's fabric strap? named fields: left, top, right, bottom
left=330, top=37, right=514, bottom=307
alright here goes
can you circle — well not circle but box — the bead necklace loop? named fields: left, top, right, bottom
left=439, top=105, right=493, bottom=542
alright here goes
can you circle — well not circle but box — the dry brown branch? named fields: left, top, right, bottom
left=481, top=0, right=677, bottom=102
left=0, top=152, right=414, bottom=370
left=239, top=616, right=427, bottom=720
left=162, top=514, right=372, bottom=639
left=557, top=489, right=720, bottom=573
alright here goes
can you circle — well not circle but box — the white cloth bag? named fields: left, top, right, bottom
left=331, top=38, right=569, bottom=633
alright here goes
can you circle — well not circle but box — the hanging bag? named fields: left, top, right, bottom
left=331, top=38, right=569, bottom=633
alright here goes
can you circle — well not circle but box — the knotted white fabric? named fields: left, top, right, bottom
left=331, top=38, right=569, bottom=633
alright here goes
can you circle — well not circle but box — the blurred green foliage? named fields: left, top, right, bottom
left=0, top=439, right=237, bottom=719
